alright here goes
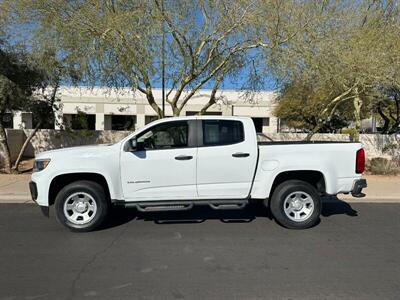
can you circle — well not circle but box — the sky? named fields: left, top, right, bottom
left=4, top=2, right=280, bottom=93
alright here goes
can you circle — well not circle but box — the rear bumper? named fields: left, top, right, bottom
left=351, top=179, right=367, bottom=198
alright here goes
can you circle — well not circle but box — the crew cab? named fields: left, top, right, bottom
left=29, top=116, right=367, bottom=231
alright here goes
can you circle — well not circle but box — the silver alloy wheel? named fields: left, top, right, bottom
left=63, top=192, right=98, bottom=225
left=283, top=191, right=314, bottom=222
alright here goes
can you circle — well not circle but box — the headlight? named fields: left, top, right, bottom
left=33, top=159, right=51, bottom=172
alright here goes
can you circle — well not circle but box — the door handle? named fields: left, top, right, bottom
left=232, top=152, right=250, bottom=158
left=175, top=155, right=193, bottom=160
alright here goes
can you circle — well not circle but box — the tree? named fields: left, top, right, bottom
left=275, top=79, right=355, bottom=133
left=0, top=43, right=48, bottom=173
left=12, top=83, right=60, bottom=172
left=2, top=0, right=314, bottom=118
left=375, top=85, right=400, bottom=133
left=0, top=33, right=65, bottom=173
left=269, top=0, right=400, bottom=140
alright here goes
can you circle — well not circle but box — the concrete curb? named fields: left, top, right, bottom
left=334, top=197, right=400, bottom=203
left=0, top=195, right=33, bottom=204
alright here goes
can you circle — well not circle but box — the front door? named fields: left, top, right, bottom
left=120, top=120, right=197, bottom=201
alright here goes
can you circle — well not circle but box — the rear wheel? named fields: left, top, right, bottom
left=269, top=180, right=321, bottom=229
left=55, top=180, right=109, bottom=232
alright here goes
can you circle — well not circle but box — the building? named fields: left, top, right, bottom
left=7, top=86, right=279, bottom=134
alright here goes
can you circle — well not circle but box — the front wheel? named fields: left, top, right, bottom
left=55, top=180, right=109, bottom=232
left=269, top=180, right=321, bottom=229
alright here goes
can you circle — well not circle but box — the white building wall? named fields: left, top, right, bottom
left=12, top=112, right=22, bottom=129
left=13, top=112, right=33, bottom=129
left=95, top=113, right=105, bottom=130
left=12, top=86, right=279, bottom=134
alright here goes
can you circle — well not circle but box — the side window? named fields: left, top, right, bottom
left=137, top=121, right=188, bottom=150
left=203, top=120, right=244, bottom=146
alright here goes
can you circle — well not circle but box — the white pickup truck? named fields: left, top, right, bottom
left=30, top=116, right=367, bottom=231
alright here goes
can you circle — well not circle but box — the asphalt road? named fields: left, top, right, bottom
left=0, top=200, right=399, bottom=300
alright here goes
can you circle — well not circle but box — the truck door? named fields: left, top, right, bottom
left=196, top=119, right=258, bottom=199
left=120, top=120, right=197, bottom=201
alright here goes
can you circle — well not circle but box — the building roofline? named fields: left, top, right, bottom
left=57, top=85, right=278, bottom=95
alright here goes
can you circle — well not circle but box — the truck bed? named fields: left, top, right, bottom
left=251, top=141, right=363, bottom=198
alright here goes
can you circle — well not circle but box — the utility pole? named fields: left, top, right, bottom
left=161, top=0, right=165, bottom=118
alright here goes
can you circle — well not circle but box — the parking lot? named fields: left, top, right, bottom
left=0, top=200, right=399, bottom=300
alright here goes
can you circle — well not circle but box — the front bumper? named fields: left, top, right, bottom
left=29, top=180, right=49, bottom=217
left=30, top=172, right=51, bottom=207
left=29, top=181, right=38, bottom=202
left=351, top=179, right=367, bottom=198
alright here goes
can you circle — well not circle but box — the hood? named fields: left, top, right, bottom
left=35, top=144, right=115, bottom=159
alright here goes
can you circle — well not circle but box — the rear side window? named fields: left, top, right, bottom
left=202, top=120, right=244, bottom=146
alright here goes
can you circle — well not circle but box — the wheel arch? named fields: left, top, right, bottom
left=48, top=172, right=112, bottom=206
left=268, top=170, right=326, bottom=200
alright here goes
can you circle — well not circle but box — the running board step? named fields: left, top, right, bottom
left=117, top=199, right=249, bottom=212
left=135, top=203, right=194, bottom=212
left=209, top=203, right=247, bottom=210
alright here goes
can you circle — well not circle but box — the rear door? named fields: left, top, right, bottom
left=196, top=119, right=258, bottom=199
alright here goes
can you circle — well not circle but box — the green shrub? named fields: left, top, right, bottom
left=366, top=157, right=400, bottom=175
left=382, top=143, right=400, bottom=161
left=337, top=128, right=359, bottom=141
left=339, top=128, right=358, bottom=135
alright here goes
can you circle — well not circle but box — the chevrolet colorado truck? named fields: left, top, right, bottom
left=29, top=116, right=367, bottom=231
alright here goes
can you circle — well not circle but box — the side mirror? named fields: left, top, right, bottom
left=130, top=138, right=137, bottom=150
left=125, top=138, right=145, bottom=152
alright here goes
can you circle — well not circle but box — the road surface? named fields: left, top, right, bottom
left=0, top=200, right=399, bottom=300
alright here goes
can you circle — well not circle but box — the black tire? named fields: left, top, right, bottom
left=269, top=180, right=321, bottom=229
left=55, top=180, right=109, bottom=232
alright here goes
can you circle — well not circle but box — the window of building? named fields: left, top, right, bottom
left=65, top=113, right=95, bottom=130
left=186, top=111, right=222, bottom=116
left=2, top=113, right=13, bottom=129
left=137, top=121, right=188, bottom=150
left=202, top=120, right=244, bottom=146
left=251, top=117, right=270, bottom=133
left=33, top=113, right=55, bottom=129
left=252, top=118, right=263, bottom=133
left=111, top=115, right=136, bottom=131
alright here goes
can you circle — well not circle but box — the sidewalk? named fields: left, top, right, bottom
left=0, top=174, right=32, bottom=203
left=0, top=174, right=399, bottom=204
left=340, top=175, right=400, bottom=203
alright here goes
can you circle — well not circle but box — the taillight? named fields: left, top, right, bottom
left=356, top=148, right=365, bottom=174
